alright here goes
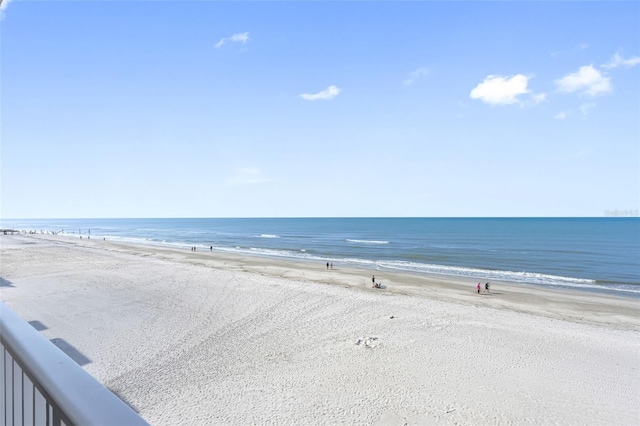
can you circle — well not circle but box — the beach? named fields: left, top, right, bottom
left=1, top=233, right=639, bottom=424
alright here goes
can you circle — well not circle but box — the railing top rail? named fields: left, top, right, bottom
left=0, top=301, right=149, bottom=426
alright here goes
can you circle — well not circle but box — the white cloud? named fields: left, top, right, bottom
left=227, top=167, right=270, bottom=186
left=215, top=32, right=250, bottom=49
left=0, top=0, right=12, bottom=20
left=555, top=65, right=611, bottom=96
left=300, top=85, right=341, bottom=101
left=554, top=111, right=568, bottom=120
left=469, top=74, right=536, bottom=106
left=602, top=52, right=640, bottom=69
left=403, top=67, right=430, bottom=85
left=580, top=103, right=596, bottom=119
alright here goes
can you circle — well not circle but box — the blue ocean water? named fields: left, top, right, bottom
left=2, top=218, right=639, bottom=297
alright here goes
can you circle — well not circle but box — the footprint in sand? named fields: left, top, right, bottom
left=355, top=336, right=379, bottom=348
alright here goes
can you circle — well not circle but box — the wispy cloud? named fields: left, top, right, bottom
left=550, top=43, right=589, bottom=57
left=554, top=111, right=568, bottom=120
left=215, top=32, right=250, bottom=49
left=547, top=150, right=590, bottom=161
left=580, top=103, right=596, bottom=119
left=469, top=74, right=544, bottom=106
left=403, top=67, right=430, bottom=85
left=529, top=92, right=547, bottom=106
left=555, top=65, right=611, bottom=96
left=601, top=52, right=640, bottom=69
left=300, top=85, right=341, bottom=101
left=226, top=167, right=271, bottom=186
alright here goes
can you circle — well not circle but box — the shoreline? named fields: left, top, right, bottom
left=5, top=224, right=638, bottom=298
left=1, top=233, right=639, bottom=425
left=9, top=233, right=640, bottom=331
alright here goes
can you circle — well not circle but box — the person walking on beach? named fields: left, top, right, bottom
left=477, top=283, right=481, bottom=294
left=327, top=262, right=329, bottom=269
left=484, top=282, right=490, bottom=293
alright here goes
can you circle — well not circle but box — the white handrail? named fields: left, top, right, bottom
left=0, top=302, right=149, bottom=426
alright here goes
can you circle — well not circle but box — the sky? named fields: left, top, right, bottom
left=1, top=1, right=639, bottom=218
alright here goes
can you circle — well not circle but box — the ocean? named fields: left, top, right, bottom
left=2, top=218, right=639, bottom=297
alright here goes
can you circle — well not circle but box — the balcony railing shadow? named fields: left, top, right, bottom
left=0, top=278, right=14, bottom=288
left=50, top=339, right=92, bottom=367
left=28, top=321, right=48, bottom=332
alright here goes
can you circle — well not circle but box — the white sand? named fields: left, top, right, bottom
left=1, top=234, right=639, bottom=425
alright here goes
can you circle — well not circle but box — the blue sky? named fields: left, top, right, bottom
left=1, top=1, right=639, bottom=218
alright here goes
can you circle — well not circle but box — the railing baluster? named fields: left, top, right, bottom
left=1, top=346, right=5, bottom=426
left=12, top=359, right=23, bottom=426
left=23, top=372, right=35, bottom=426
left=33, top=387, right=45, bottom=426
left=22, top=370, right=25, bottom=426
left=52, top=405, right=61, bottom=426
left=11, top=355, right=14, bottom=426
left=32, top=383, right=35, bottom=426
left=2, top=346, right=5, bottom=426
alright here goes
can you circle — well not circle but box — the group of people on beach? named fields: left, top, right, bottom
left=190, top=246, right=213, bottom=252
left=477, top=282, right=490, bottom=294
left=326, top=262, right=333, bottom=269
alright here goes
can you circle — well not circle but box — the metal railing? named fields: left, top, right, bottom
left=0, top=302, right=149, bottom=426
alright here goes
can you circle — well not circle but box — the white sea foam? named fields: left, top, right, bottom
left=249, top=247, right=312, bottom=258
left=160, top=240, right=192, bottom=249
left=346, top=239, right=390, bottom=245
left=107, top=235, right=155, bottom=244
left=376, top=260, right=604, bottom=288
left=257, top=234, right=280, bottom=239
